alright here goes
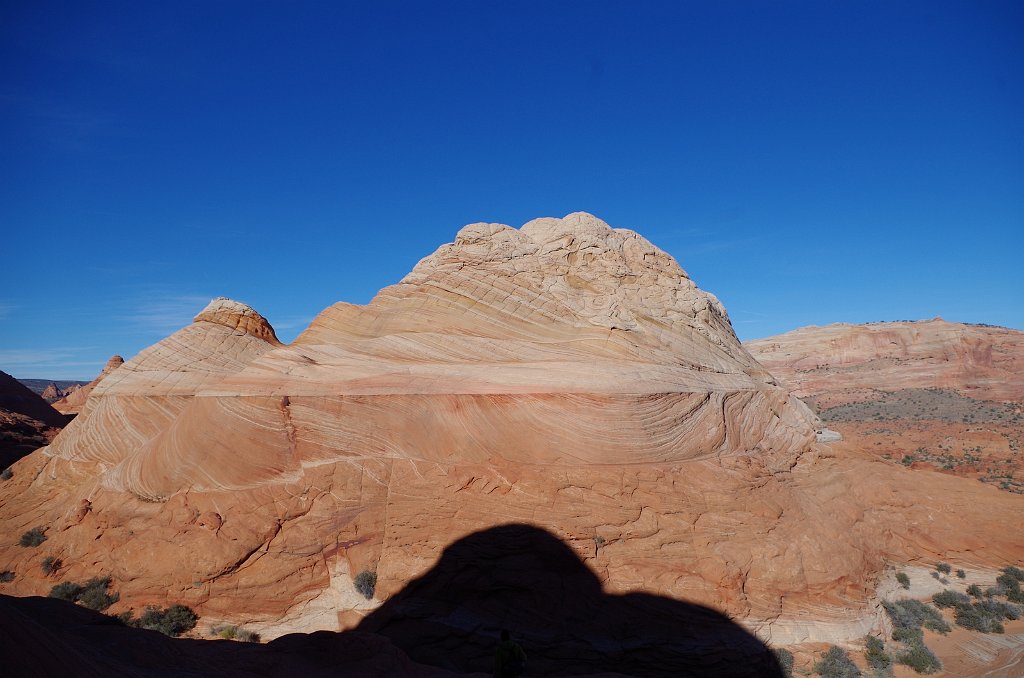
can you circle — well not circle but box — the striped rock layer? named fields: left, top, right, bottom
left=1, top=214, right=1020, bottom=652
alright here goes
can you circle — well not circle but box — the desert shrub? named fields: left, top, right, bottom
left=774, top=648, right=794, bottom=677
left=955, top=569, right=966, bottom=579
left=896, top=572, right=910, bottom=589
left=994, top=601, right=1021, bottom=620
left=236, top=627, right=260, bottom=642
left=996, top=573, right=1024, bottom=602
left=1, top=467, right=12, bottom=480
left=923, top=616, right=952, bottom=634
left=932, top=589, right=969, bottom=609
left=895, top=642, right=941, bottom=674
left=814, top=645, right=861, bottom=677
left=954, top=603, right=1004, bottom=633
left=1003, top=565, right=1024, bottom=581
left=49, top=581, right=84, bottom=601
left=883, top=599, right=950, bottom=636
left=891, top=625, right=923, bottom=644
left=19, top=527, right=46, bottom=547
left=935, top=563, right=951, bottom=575
left=212, top=624, right=261, bottom=642
left=354, top=569, right=377, bottom=599
left=967, top=584, right=983, bottom=597
left=41, top=556, right=61, bottom=575
left=864, top=635, right=891, bottom=671
left=996, top=573, right=1020, bottom=592
left=0, top=571, right=14, bottom=583
left=929, top=572, right=940, bottom=580
left=77, top=577, right=119, bottom=611
left=128, top=604, right=198, bottom=637
left=48, top=577, right=119, bottom=611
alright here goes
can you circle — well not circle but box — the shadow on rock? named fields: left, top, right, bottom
left=357, top=523, right=783, bottom=677
left=0, top=524, right=783, bottom=677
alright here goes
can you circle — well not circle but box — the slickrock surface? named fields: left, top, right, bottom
left=746, top=319, right=1024, bottom=405
left=1, top=215, right=1021, bottom=673
left=52, top=355, right=124, bottom=415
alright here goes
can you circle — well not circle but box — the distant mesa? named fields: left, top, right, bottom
left=0, top=212, right=1021, bottom=664
left=745, top=318, right=1024, bottom=403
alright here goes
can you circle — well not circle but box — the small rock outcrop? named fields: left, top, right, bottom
left=52, top=355, right=125, bottom=415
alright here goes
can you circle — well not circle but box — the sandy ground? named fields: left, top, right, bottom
left=914, top=618, right=1024, bottom=678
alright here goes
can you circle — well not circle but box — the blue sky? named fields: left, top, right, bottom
left=2, top=1, right=1021, bottom=380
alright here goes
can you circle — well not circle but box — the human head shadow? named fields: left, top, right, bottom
left=356, top=523, right=784, bottom=677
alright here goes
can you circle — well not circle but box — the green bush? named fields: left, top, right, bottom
left=1003, top=565, right=1024, bottom=581
left=48, top=577, right=119, bottom=611
left=955, top=603, right=1005, bottom=633
left=892, top=626, right=923, bottom=644
left=883, top=599, right=950, bottom=636
left=996, top=573, right=1020, bottom=592
left=864, top=635, right=891, bottom=671
left=935, top=563, right=951, bottom=575
left=774, top=648, right=794, bottom=677
left=354, top=570, right=377, bottom=599
left=212, top=624, right=261, bottom=643
left=896, top=572, right=910, bottom=589
left=77, top=577, right=119, bottom=611
left=932, top=590, right=969, bottom=609
left=19, top=527, right=46, bottom=547
left=0, top=571, right=14, bottom=583
left=895, top=642, right=941, bottom=674
left=814, top=645, right=861, bottom=677
left=996, top=573, right=1024, bottom=602
left=955, top=569, right=966, bottom=579
left=125, top=604, right=198, bottom=637
left=966, top=584, right=983, bottom=597
left=41, top=556, right=61, bottom=575
left=49, top=581, right=83, bottom=601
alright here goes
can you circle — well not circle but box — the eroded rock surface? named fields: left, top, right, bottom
left=746, top=319, right=1024, bottom=405
left=52, top=355, right=124, bottom=415
left=0, top=215, right=1020, bottom=663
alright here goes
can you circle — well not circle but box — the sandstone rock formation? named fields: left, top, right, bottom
left=40, top=383, right=63, bottom=403
left=746, top=319, right=1024, bottom=406
left=52, top=355, right=125, bottom=415
left=747, top=320, right=1024, bottom=493
left=0, top=215, right=1021, bottom=674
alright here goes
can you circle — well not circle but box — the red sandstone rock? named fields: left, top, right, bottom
left=52, top=355, right=124, bottom=415
left=745, top=319, right=1024, bottom=404
left=40, top=383, right=63, bottom=403
left=0, top=215, right=1020, bottom=661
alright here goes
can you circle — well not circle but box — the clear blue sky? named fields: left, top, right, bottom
left=2, top=1, right=1022, bottom=380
